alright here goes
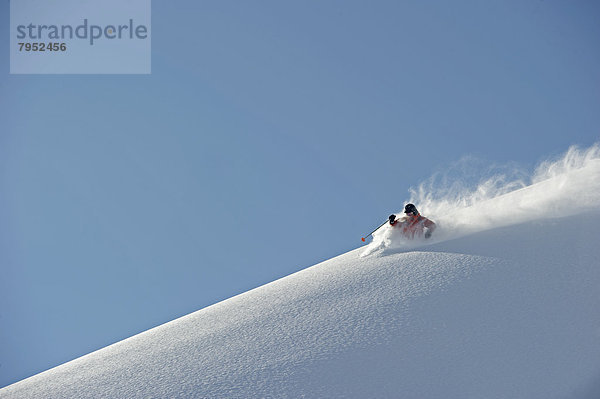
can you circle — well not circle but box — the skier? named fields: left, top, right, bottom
left=388, top=203, right=436, bottom=239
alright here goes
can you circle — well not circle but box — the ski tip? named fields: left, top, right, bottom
left=361, top=237, right=366, bottom=242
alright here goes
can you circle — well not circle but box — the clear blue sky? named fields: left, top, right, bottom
left=1, top=0, right=599, bottom=388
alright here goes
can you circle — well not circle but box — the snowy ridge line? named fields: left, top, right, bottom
left=0, top=249, right=351, bottom=388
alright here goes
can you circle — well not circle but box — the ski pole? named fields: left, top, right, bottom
left=361, top=219, right=389, bottom=242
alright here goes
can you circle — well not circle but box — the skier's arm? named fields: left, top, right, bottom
left=389, top=214, right=397, bottom=226
left=424, top=218, right=436, bottom=238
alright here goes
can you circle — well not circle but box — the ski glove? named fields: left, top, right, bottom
left=389, top=214, right=396, bottom=224
left=425, top=230, right=432, bottom=239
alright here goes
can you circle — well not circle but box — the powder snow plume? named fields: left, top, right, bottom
left=364, top=144, right=600, bottom=255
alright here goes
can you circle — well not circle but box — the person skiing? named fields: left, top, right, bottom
left=388, top=203, right=436, bottom=239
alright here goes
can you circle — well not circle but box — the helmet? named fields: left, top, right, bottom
left=404, top=203, right=419, bottom=215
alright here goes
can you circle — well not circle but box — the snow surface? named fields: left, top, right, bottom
left=2, top=146, right=600, bottom=398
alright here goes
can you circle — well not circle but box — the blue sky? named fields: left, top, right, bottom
left=1, top=0, right=599, bottom=388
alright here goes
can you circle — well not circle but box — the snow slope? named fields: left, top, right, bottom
left=2, top=147, right=600, bottom=398
left=1, top=210, right=599, bottom=398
